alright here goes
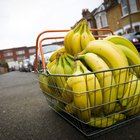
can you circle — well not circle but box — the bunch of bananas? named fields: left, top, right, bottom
left=64, top=19, right=95, bottom=55
left=38, top=19, right=140, bottom=128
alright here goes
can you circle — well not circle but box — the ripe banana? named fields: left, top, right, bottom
left=79, top=40, right=129, bottom=98
left=64, top=30, right=74, bottom=55
left=121, top=74, right=140, bottom=106
left=65, top=102, right=76, bottom=114
left=61, top=82, right=73, bottom=103
left=110, top=113, right=126, bottom=122
left=38, top=73, right=46, bottom=91
left=64, top=20, right=83, bottom=55
left=86, top=24, right=95, bottom=41
left=47, top=59, right=57, bottom=72
left=70, top=24, right=83, bottom=55
left=49, top=47, right=66, bottom=62
left=78, top=53, right=117, bottom=114
left=47, top=60, right=62, bottom=97
left=67, top=61, right=91, bottom=122
left=104, top=35, right=139, bottom=57
left=54, top=55, right=66, bottom=89
left=38, top=73, right=54, bottom=97
left=89, top=116, right=116, bottom=128
left=64, top=53, right=75, bottom=67
left=62, top=54, right=73, bottom=74
left=80, top=21, right=91, bottom=50
left=125, top=91, right=140, bottom=116
left=79, top=60, right=103, bottom=114
left=89, top=113, right=126, bottom=128
left=116, top=44, right=140, bottom=77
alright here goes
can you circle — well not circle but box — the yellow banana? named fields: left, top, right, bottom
left=121, top=74, right=140, bottom=106
left=89, top=116, right=116, bottom=128
left=79, top=40, right=129, bottom=99
left=78, top=53, right=117, bottom=114
left=86, top=24, right=95, bottom=41
left=80, top=21, right=90, bottom=50
left=70, top=24, right=83, bottom=55
left=125, top=95, right=140, bottom=116
left=104, top=35, right=139, bottom=56
left=64, top=53, right=75, bottom=67
left=116, top=44, right=140, bottom=77
left=38, top=73, right=46, bottom=91
left=89, top=113, right=126, bottom=128
left=64, top=30, right=74, bottom=55
left=60, top=54, right=74, bottom=103
left=47, top=59, right=57, bottom=71
left=64, top=20, right=83, bottom=55
left=67, top=61, right=91, bottom=122
left=61, top=82, right=73, bottom=103
left=114, top=103, right=123, bottom=113
left=62, top=54, right=73, bottom=74
left=49, top=47, right=66, bottom=62
left=54, top=55, right=66, bottom=90
left=47, top=61, right=61, bottom=97
left=65, top=102, right=76, bottom=114
left=111, top=113, right=126, bottom=121
left=79, top=61, right=103, bottom=114
left=38, top=73, right=55, bottom=97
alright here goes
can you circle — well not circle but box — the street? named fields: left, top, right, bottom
left=0, top=71, right=140, bottom=140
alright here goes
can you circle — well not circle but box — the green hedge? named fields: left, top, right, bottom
left=0, top=60, right=9, bottom=68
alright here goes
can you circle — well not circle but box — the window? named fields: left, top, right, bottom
left=101, top=13, right=108, bottom=27
left=95, top=16, right=102, bottom=29
left=29, top=48, right=35, bottom=54
left=17, top=56, right=26, bottom=61
left=125, top=28, right=131, bottom=33
left=16, top=50, right=25, bottom=55
left=120, top=0, right=137, bottom=16
left=129, top=0, right=137, bottom=13
left=5, top=58, right=14, bottom=62
left=121, top=0, right=128, bottom=16
left=4, top=51, right=13, bottom=57
left=87, top=20, right=91, bottom=28
left=95, top=13, right=108, bottom=29
left=134, top=25, right=140, bottom=32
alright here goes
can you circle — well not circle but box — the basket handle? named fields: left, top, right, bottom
left=34, top=28, right=114, bottom=72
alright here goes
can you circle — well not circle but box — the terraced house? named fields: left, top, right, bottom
left=82, top=0, right=140, bottom=36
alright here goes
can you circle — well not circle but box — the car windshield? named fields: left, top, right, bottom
left=42, top=45, right=60, bottom=54
left=23, top=59, right=29, bottom=63
left=123, top=33, right=134, bottom=40
left=135, top=32, right=140, bottom=38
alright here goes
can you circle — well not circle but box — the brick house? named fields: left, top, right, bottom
left=81, top=0, right=140, bottom=36
left=0, top=46, right=36, bottom=63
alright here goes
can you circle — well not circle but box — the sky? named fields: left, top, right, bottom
left=0, top=0, right=102, bottom=50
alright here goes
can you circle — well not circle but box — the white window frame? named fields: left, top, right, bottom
left=101, top=13, right=108, bottom=28
left=95, top=12, right=108, bottom=29
left=95, top=15, right=102, bottom=29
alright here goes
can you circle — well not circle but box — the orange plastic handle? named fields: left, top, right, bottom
left=34, top=28, right=114, bottom=72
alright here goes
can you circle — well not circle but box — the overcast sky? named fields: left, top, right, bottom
left=0, top=0, right=102, bottom=50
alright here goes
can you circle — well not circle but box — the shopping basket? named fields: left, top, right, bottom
left=34, top=28, right=140, bottom=139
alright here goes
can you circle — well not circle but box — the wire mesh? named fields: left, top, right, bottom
left=37, top=64, right=140, bottom=138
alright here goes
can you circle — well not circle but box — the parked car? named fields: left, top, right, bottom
left=19, top=58, right=30, bottom=72
left=28, top=55, right=35, bottom=72
left=37, top=44, right=62, bottom=71
left=123, top=32, right=140, bottom=52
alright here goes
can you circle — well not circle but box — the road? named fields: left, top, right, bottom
left=0, top=71, right=140, bottom=140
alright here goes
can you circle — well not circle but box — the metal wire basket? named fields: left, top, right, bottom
left=34, top=28, right=140, bottom=139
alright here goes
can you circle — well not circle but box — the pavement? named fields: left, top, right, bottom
left=0, top=71, right=140, bottom=140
